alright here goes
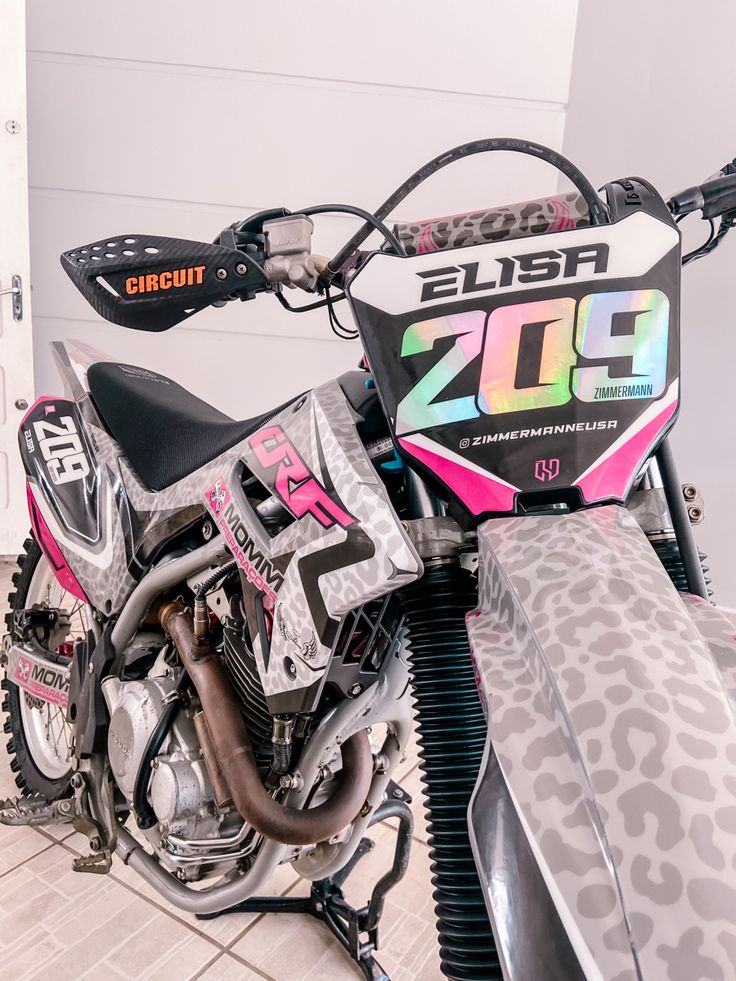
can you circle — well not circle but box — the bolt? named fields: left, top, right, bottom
left=314, top=901, right=324, bottom=913
left=88, top=661, right=95, bottom=674
left=5, top=120, right=20, bottom=135
left=14, top=398, right=28, bottom=411
left=151, top=757, right=160, bottom=769
left=58, top=800, right=72, bottom=814
left=215, top=267, right=228, bottom=280
left=235, top=262, right=248, bottom=275
left=89, top=836, right=102, bottom=851
left=202, top=520, right=214, bottom=541
left=392, top=788, right=404, bottom=799
left=348, top=683, right=363, bottom=697
left=279, top=772, right=303, bottom=791
left=688, top=505, right=703, bottom=523
left=683, top=484, right=698, bottom=501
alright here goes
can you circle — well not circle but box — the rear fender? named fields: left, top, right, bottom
left=467, top=504, right=736, bottom=980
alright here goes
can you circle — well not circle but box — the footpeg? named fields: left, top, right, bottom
left=0, top=795, right=75, bottom=827
left=72, top=851, right=112, bottom=875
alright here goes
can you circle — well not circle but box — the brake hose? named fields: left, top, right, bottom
left=323, top=136, right=609, bottom=283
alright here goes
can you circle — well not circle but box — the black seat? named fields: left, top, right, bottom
left=87, top=361, right=295, bottom=492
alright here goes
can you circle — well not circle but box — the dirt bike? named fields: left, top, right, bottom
left=3, top=137, right=736, bottom=981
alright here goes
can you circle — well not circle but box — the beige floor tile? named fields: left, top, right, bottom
left=197, top=951, right=272, bottom=980
left=232, top=911, right=348, bottom=978
left=0, top=842, right=223, bottom=981
left=0, top=822, right=54, bottom=875
left=36, top=823, right=79, bottom=843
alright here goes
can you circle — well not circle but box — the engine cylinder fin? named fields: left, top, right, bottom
left=222, top=624, right=273, bottom=748
left=401, top=564, right=501, bottom=981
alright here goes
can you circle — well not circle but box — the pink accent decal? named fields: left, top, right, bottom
left=534, top=458, right=560, bottom=482
left=203, top=477, right=280, bottom=603
left=13, top=655, right=69, bottom=710
left=26, top=485, right=88, bottom=603
left=576, top=401, right=677, bottom=503
left=20, top=395, right=62, bottom=427
left=416, top=224, right=439, bottom=255
left=204, top=475, right=230, bottom=517
left=250, top=425, right=354, bottom=529
left=548, top=198, right=574, bottom=232
left=398, top=437, right=516, bottom=514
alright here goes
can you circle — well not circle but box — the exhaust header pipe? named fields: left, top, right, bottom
left=157, top=600, right=373, bottom=846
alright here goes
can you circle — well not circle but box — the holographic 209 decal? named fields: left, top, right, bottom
left=572, top=289, right=669, bottom=402
left=396, top=288, right=670, bottom=435
left=396, top=311, right=484, bottom=435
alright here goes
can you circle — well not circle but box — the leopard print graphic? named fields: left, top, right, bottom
left=232, top=380, right=422, bottom=698
left=467, top=505, right=736, bottom=981
left=394, top=192, right=590, bottom=256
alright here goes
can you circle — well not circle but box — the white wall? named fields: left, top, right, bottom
left=26, top=0, right=579, bottom=419
left=563, top=0, right=736, bottom=607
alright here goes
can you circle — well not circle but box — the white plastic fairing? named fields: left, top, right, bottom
left=349, top=211, right=679, bottom=315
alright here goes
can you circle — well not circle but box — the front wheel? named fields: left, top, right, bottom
left=2, top=537, right=84, bottom=798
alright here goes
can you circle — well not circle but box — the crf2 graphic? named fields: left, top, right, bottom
left=31, top=415, right=90, bottom=485
left=534, top=459, right=560, bottom=482
left=250, top=426, right=355, bottom=530
left=396, top=288, right=669, bottom=436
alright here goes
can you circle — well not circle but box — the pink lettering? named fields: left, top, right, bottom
left=250, top=425, right=354, bottom=529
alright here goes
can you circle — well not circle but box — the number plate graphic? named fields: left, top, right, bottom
left=19, top=398, right=101, bottom=545
left=348, top=208, right=680, bottom=513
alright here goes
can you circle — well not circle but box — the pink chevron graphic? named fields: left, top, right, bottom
left=575, top=400, right=677, bottom=503
left=26, top=484, right=88, bottom=603
left=398, top=436, right=517, bottom=514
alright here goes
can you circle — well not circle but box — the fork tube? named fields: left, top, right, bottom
left=406, top=470, right=442, bottom=519
left=655, top=439, right=709, bottom=599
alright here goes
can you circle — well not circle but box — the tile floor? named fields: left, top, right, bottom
left=0, top=560, right=443, bottom=980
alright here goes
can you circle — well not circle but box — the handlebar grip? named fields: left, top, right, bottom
left=669, top=170, right=736, bottom=218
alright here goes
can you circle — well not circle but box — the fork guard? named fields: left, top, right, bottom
left=466, top=504, right=736, bottom=981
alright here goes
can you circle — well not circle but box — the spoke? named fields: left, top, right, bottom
left=22, top=561, right=84, bottom=773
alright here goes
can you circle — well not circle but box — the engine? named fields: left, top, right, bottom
left=102, top=669, right=220, bottom=841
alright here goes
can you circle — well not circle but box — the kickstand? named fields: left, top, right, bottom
left=198, top=797, right=414, bottom=981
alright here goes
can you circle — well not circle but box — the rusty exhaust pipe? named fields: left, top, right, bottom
left=157, top=599, right=373, bottom=846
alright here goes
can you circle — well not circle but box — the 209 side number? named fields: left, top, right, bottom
left=32, top=417, right=91, bottom=485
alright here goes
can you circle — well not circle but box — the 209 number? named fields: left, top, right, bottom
left=32, top=417, right=91, bottom=485
left=395, top=289, right=669, bottom=436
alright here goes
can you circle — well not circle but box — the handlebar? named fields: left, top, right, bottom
left=668, top=160, right=736, bottom=218
left=218, top=153, right=736, bottom=304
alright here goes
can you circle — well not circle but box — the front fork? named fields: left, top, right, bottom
left=630, top=439, right=710, bottom=598
left=402, top=472, right=500, bottom=980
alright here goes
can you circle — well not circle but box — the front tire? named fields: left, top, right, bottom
left=2, top=537, right=82, bottom=799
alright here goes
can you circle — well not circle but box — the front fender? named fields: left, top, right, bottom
left=466, top=504, right=736, bottom=981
